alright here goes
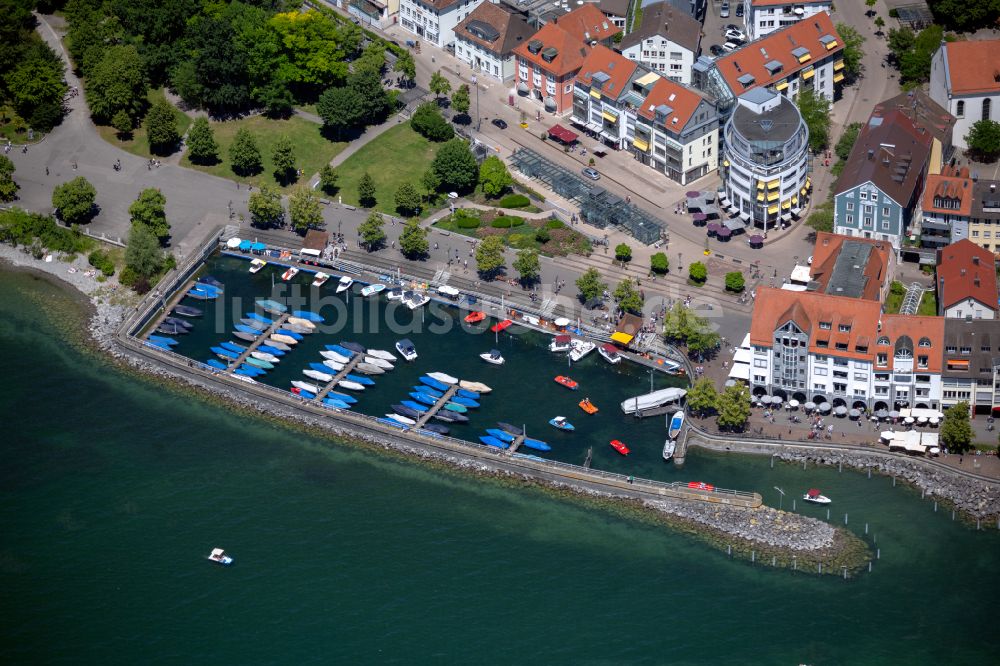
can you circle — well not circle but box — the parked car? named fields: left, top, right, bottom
left=725, top=23, right=742, bottom=32
left=720, top=1, right=730, bottom=18
left=736, top=3, right=744, bottom=17
left=725, top=28, right=746, bottom=42
left=491, top=118, right=508, bottom=130
left=723, top=41, right=739, bottom=52
left=709, top=44, right=726, bottom=56
left=581, top=167, right=601, bottom=180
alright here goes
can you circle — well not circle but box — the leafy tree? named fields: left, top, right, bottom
left=421, top=168, right=442, bottom=197
left=124, top=223, right=163, bottom=282
left=87, top=44, right=147, bottom=124
left=864, top=0, right=876, bottom=16
left=888, top=24, right=947, bottom=85
left=725, top=271, right=745, bottom=292
left=576, top=267, right=606, bottom=302
left=186, top=117, right=219, bottom=165
left=394, top=182, right=422, bottom=216
left=535, top=226, right=550, bottom=244
left=353, top=42, right=386, bottom=77
left=144, top=100, right=180, bottom=155
left=451, top=84, right=471, bottom=116
left=614, top=242, right=632, bottom=264
left=686, top=378, right=718, bottom=417
left=0, top=155, right=18, bottom=203
left=317, top=85, right=364, bottom=139
left=128, top=188, right=170, bottom=244
left=229, top=128, right=262, bottom=176
left=256, top=9, right=355, bottom=101
left=432, top=139, right=479, bottom=192
left=716, top=383, right=751, bottom=431
left=835, top=122, right=862, bottom=161
left=478, top=155, right=512, bottom=198
left=429, top=70, right=451, bottom=99
left=398, top=219, right=429, bottom=258
left=941, top=401, right=974, bottom=453
left=271, top=135, right=297, bottom=185
left=318, top=165, right=339, bottom=195
left=51, top=176, right=97, bottom=225
left=3, top=41, right=68, bottom=132
left=358, top=211, right=386, bottom=250
left=171, top=16, right=250, bottom=114
left=248, top=184, right=284, bottom=227
left=965, top=120, right=1000, bottom=162
left=394, top=50, right=416, bottom=84
left=688, top=328, right=720, bottom=357
left=807, top=199, right=835, bottom=232
left=928, top=0, right=1000, bottom=31
left=689, top=261, right=707, bottom=283
left=475, top=235, right=506, bottom=277
left=111, top=110, right=133, bottom=139
left=797, top=89, right=831, bottom=152
left=835, top=23, right=866, bottom=80
left=288, top=185, right=323, bottom=231
left=613, top=277, right=643, bottom=315
left=874, top=16, right=885, bottom=34
left=358, top=172, right=377, bottom=208
left=650, top=252, right=669, bottom=274
left=410, top=101, right=454, bottom=142
left=662, top=302, right=693, bottom=342
left=513, top=247, right=541, bottom=284
left=348, top=68, right=391, bottom=123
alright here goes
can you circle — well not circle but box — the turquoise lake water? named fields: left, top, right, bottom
left=3, top=265, right=1000, bottom=664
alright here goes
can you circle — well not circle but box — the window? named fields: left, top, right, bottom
left=813, top=383, right=826, bottom=390
left=877, top=336, right=890, bottom=346
left=833, top=359, right=848, bottom=367
left=819, top=322, right=832, bottom=330
left=865, top=217, right=873, bottom=227
left=946, top=345, right=957, bottom=353
left=754, top=359, right=768, bottom=368
left=984, top=98, right=992, bottom=121
left=833, top=370, right=848, bottom=379
left=860, top=191, right=868, bottom=200
left=877, top=353, right=888, bottom=366
left=960, top=346, right=972, bottom=354
left=875, top=373, right=889, bottom=381
left=816, top=339, right=829, bottom=347
left=956, top=100, right=965, bottom=118
left=918, top=337, right=931, bottom=347
left=871, top=193, right=879, bottom=202
left=846, top=214, right=854, bottom=224
left=833, top=383, right=847, bottom=393
left=838, top=324, right=851, bottom=333
left=835, top=342, right=848, bottom=351
left=882, top=207, right=890, bottom=216
left=983, top=345, right=992, bottom=352
left=918, top=355, right=928, bottom=368
left=846, top=202, right=854, bottom=211
left=815, top=367, right=828, bottom=376
left=854, top=373, right=868, bottom=382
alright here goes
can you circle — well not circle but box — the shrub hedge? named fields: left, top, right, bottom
left=498, top=193, right=530, bottom=209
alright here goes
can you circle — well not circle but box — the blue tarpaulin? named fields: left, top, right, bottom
left=238, top=240, right=252, bottom=251
left=251, top=242, right=266, bottom=252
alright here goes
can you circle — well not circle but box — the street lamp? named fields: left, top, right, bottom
left=471, top=75, right=480, bottom=130
left=773, top=486, right=785, bottom=511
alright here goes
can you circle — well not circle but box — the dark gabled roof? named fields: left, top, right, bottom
left=455, top=3, right=536, bottom=56
left=873, top=89, right=955, bottom=149
left=972, top=180, right=1000, bottom=220
left=595, top=0, right=631, bottom=17
left=942, top=318, right=1000, bottom=379
left=619, top=1, right=701, bottom=54
left=833, top=110, right=932, bottom=207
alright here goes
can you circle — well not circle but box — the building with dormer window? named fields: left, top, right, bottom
left=742, top=0, right=832, bottom=40
left=513, top=21, right=590, bottom=114
left=399, top=0, right=487, bottom=49
left=455, top=2, right=535, bottom=81
left=619, top=1, right=701, bottom=85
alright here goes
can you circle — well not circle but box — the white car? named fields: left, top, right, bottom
left=723, top=41, right=739, bottom=52
left=725, top=28, right=746, bottom=42
left=720, top=1, right=730, bottom=17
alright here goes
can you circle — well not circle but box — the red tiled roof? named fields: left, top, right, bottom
left=513, top=22, right=589, bottom=77
left=454, top=3, right=535, bottom=56
left=922, top=169, right=974, bottom=218
left=809, top=232, right=891, bottom=301
left=551, top=3, right=621, bottom=43
left=943, top=40, right=1000, bottom=95
left=714, top=12, right=843, bottom=94
left=936, top=239, right=999, bottom=311
left=636, top=76, right=705, bottom=131
left=576, top=45, right=638, bottom=99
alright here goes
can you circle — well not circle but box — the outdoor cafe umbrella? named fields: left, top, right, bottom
left=804, top=401, right=816, bottom=411
left=226, top=237, right=242, bottom=249
left=849, top=408, right=861, bottom=418
left=749, top=234, right=764, bottom=244
left=771, top=396, right=783, bottom=407
left=686, top=191, right=700, bottom=198
left=759, top=395, right=771, bottom=405
left=789, top=399, right=800, bottom=409
left=717, top=227, right=732, bottom=240
left=818, top=402, right=832, bottom=413
left=917, top=416, right=928, bottom=425
left=692, top=212, right=707, bottom=225
left=875, top=409, right=890, bottom=419
left=706, top=222, right=721, bottom=234
left=834, top=405, right=848, bottom=416
left=929, top=417, right=940, bottom=426
left=904, top=416, right=915, bottom=425
left=888, top=410, right=900, bottom=419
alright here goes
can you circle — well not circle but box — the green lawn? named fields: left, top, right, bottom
left=95, top=88, right=193, bottom=159
left=0, top=104, right=42, bottom=143
left=180, top=114, right=346, bottom=191
left=433, top=209, right=591, bottom=256
left=918, top=291, right=937, bottom=316
left=885, top=281, right=905, bottom=314
left=334, top=123, right=439, bottom=214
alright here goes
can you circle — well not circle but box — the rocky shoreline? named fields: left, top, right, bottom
left=2, top=244, right=871, bottom=575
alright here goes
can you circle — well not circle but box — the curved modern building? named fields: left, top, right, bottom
left=721, top=88, right=811, bottom=232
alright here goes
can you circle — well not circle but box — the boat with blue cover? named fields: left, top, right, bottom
left=326, top=391, right=357, bottom=404
left=292, top=310, right=324, bottom=323
left=322, top=397, right=350, bottom=409
left=486, top=428, right=515, bottom=443
left=444, top=402, right=468, bottom=413
left=256, top=299, right=288, bottom=314
left=413, top=385, right=443, bottom=398
left=194, top=282, right=222, bottom=295
left=341, top=341, right=367, bottom=354
left=211, top=346, right=240, bottom=359
left=238, top=364, right=264, bottom=376
left=295, top=389, right=316, bottom=399
left=172, top=305, right=203, bottom=317
left=234, top=368, right=258, bottom=377
left=246, top=357, right=273, bottom=369
left=148, top=335, right=178, bottom=346
left=419, top=376, right=449, bottom=391
left=257, top=344, right=285, bottom=356
left=197, top=275, right=224, bottom=289
left=220, top=341, right=247, bottom=353
left=479, top=435, right=508, bottom=449
left=521, top=438, right=551, bottom=452
left=392, top=404, right=422, bottom=419
left=164, top=317, right=192, bottom=329
left=205, top=359, right=227, bottom=370
left=239, top=318, right=268, bottom=330
left=409, top=392, right=438, bottom=406
left=345, top=374, right=375, bottom=385
left=234, top=323, right=263, bottom=335
left=310, top=362, right=334, bottom=373
left=456, top=388, right=479, bottom=399
left=147, top=339, right=172, bottom=350
left=246, top=312, right=272, bottom=324
left=276, top=329, right=303, bottom=341
left=401, top=400, right=429, bottom=413
left=186, top=288, right=216, bottom=300
left=450, top=396, right=480, bottom=408
left=325, top=344, right=355, bottom=358
left=549, top=417, right=574, bottom=431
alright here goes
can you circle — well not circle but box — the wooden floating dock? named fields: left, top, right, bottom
left=226, top=313, right=291, bottom=373
left=413, top=385, right=458, bottom=429
left=506, top=435, right=525, bottom=456
left=314, top=354, right=364, bottom=401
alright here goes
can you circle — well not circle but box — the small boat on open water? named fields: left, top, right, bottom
left=312, top=272, right=330, bottom=288
left=598, top=343, right=622, bottom=364
left=245, top=312, right=272, bottom=324
left=345, top=373, right=375, bottom=386
left=569, top=340, right=596, bottom=362
left=465, top=311, right=486, bottom=324
left=325, top=344, right=354, bottom=358
left=414, top=385, right=443, bottom=398
left=668, top=411, right=685, bottom=440
left=428, top=372, right=458, bottom=385
left=460, top=380, right=492, bottom=394
left=197, top=275, right=224, bottom=289
left=456, top=388, right=479, bottom=399
left=326, top=391, right=357, bottom=404
left=405, top=292, right=430, bottom=309
left=434, top=411, right=468, bottom=423
left=392, top=405, right=422, bottom=419
left=450, top=396, right=479, bottom=408
left=292, top=310, right=324, bottom=323
left=249, top=258, right=267, bottom=273
left=386, top=288, right=404, bottom=301
left=549, top=335, right=571, bottom=352
left=276, top=329, right=303, bottom=341
left=212, top=346, right=240, bottom=360
left=579, top=398, right=599, bottom=414
left=340, top=341, right=366, bottom=354
left=239, top=318, right=268, bottom=330
left=444, top=402, right=468, bottom=413
left=220, top=341, right=247, bottom=353
left=207, top=548, right=233, bottom=566
left=233, top=331, right=258, bottom=342
left=480, top=349, right=505, bottom=365
left=270, top=334, right=298, bottom=346
left=157, top=324, right=187, bottom=335
left=251, top=351, right=279, bottom=363
left=422, top=424, right=449, bottom=435
left=803, top=489, right=832, bottom=504
left=257, top=345, right=285, bottom=357
left=323, top=398, right=350, bottom=409
left=315, top=360, right=343, bottom=373
left=610, top=439, right=631, bottom=456
left=387, top=413, right=416, bottom=426
left=497, top=422, right=523, bottom=436
left=336, top=276, right=354, bottom=293
left=286, top=316, right=316, bottom=330
left=291, top=388, right=315, bottom=399
left=479, top=435, right=508, bottom=449
left=164, top=317, right=192, bottom=329
left=554, top=375, right=579, bottom=390
left=486, top=428, right=515, bottom=443
left=364, top=356, right=394, bottom=370
left=186, top=288, right=216, bottom=300
left=356, top=363, right=385, bottom=375
left=409, top=392, right=437, bottom=406
left=304, top=369, right=334, bottom=383
left=662, top=439, right=676, bottom=461
left=321, top=350, right=350, bottom=364
left=291, top=381, right=321, bottom=394
left=367, top=349, right=397, bottom=362
left=265, top=339, right=290, bottom=351
left=256, top=299, right=288, bottom=314
left=246, top=357, right=273, bottom=370
left=491, top=319, right=513, bottom=333
left=401, top=400, right=429, bottom=413
left=205, top=359, right=227, bottom=370
left=549, top=416, right=574, bottom=431
left=396, top=339, right=418, bottom=362
left=521, top=437, right=551, bottom=452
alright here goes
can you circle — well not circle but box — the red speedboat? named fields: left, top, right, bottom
left=687, top=481, right=715, bottom=492
left=465, top=311, right=486, bottom=323
left=491, top=319, right=513, bottom=333
left=610, top=439, right=630, bottom=455
left=554, top=375, right=579, bottom=390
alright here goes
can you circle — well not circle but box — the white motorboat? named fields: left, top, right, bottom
left=480, top=349, right=505, bottom=365
left=304, top=369, right=334, bottom=383
left=621, top=388, right=687, bottom=415
left=386, top=288, right=404, bottom=301
left=437, top=284, right=460, bottom=299
left=322, top=359, right=345, bottom=372
left=405, top=292, right=431, bottom=309
left=549, top=334, right=572, bottom=353
left=338, top=380, right=365, bottom=391
left=569, top=340, right=596, bottom=362
left=356, top=362, right=386, bottom=375
left=364, top=355, right=394, bottom=370
left=367, top=349, right=398, bottom=362
left=291, top=380, right=321, bottom=394
left=321, top=350, right=350, bottom=364
left=207, top=548, right=233, bottom=566
left=667, top=410, right=685, bottom=439
left=249, top=258, right=267, bottom=274
left=281, top=266, right=300, bottom=281
left=251, top=351, right=279, bottom=363
left=459, top=380, right=492, bottom=394
left=597, top=343, right=622, bottom=364
left=386, top=413, right=416, bottom=426
left=396, top=339, right=418, bottom=362
left=803, top=489, right=832, bottom=504
left=312, top=272, right=330, bottom=287
left=336, top=276, right=354, bottom=293
left=662, top=439, right=676, bottom=461
left=361, top=283, right=386, bottom=297
left=428, top=371, right=458, bottom=385
left=286, top=316, right=316, bottom=330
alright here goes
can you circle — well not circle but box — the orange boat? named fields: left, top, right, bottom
left=610, top=439, right=630, bottom=455
left=687, top=481, right=715, bottom=492
left=579, top=398, right=598, bottom=414
left=491, top=319, right=513, bottom=333
left=465, top=311, right=486, bottom=323
left=554, top=375, right=579, bottom=390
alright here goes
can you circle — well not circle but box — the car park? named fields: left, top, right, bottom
left=491, top=118, right=508, bottom=130
left=581, top=167, right=600, bottom=180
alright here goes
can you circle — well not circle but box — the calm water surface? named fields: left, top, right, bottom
left=2, top=266, right=999, bottom=664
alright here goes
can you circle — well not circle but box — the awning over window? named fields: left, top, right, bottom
left=611, top=331, right=634, bottom=345
left=775, top=81, right=788, bottom=91
left=801, top=68, right=815, bottom=80
left=756, top=192, right=765, bottom=202
left=590, top=88, right=602, bottom=99
left=632, top=137, right=649, bottom=152
left=782, top=200, right=791, bottom=210
left=833, top=72, right=845, bottom=83
left=767, top=204, right=779, bottom=214
left=797, top=53, right=811, bottom=63
left=548, top=124, right=578, bottom=142
left=947, top=359, right=969, bottom=369
left=601, top=110, right=618, bottom=122
left=767, top=190, right=780, bottom=202
left=826, top=40, right=839, bottom=50
left=723, top=159, right=730, bottom=167
left=834, top=60, right=845, bottom=71
left=767, top=179, right=779, bottom=189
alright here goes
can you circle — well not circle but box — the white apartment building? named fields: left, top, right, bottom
left=743, top=0, right=832, bottom=40
left=399, top=0, right=486, bottom=48
left=454, top=2, right=535, bottom=81
left=619, top=1, right=701, bottom=85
